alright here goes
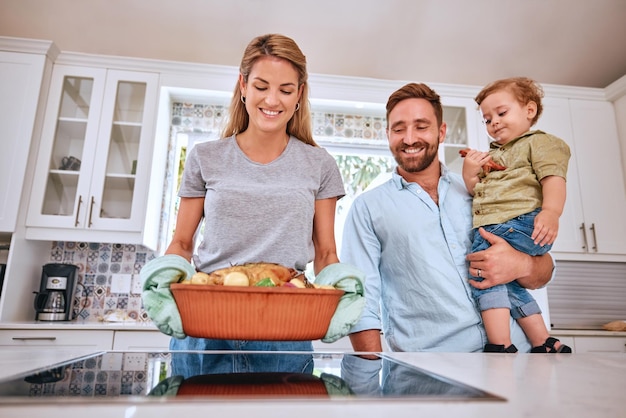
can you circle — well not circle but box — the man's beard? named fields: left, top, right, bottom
left=392, top=141, right=439, bottom=173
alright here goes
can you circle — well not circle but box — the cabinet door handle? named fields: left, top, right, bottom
left=580, top=223, right=588, bottom=251
left=75, top=195, right=83, bottom=227
left=589, top=223, right=598, bottom=252
left=12, top=337, right=57, bottom=341
left=88, top=196, right=95, bottom=227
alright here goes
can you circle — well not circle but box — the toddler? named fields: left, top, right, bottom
left=462, top=77, right=572, bottom=353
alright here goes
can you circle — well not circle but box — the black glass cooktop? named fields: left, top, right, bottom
left=0, top=351, right=504, bottom=404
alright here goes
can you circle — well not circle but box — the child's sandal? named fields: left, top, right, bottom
left=530, top=337, right=572, bottom=353
left=484, top=343, right=518, bottom=353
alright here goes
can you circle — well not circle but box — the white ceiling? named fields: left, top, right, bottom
left=1, top=0, right=625, bottom=89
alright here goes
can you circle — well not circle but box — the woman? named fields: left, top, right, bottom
left=166, top=34, right=345, bottom=374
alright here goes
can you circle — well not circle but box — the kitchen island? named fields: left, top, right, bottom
left=0, top=350, right=623, bottom=418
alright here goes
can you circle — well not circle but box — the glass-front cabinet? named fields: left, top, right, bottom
left=26, top=65, right=161, bottom=248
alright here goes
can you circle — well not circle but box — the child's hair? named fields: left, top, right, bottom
left=474, top=77, right=544, bottom=126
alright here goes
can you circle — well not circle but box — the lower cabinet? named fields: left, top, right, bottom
left=553, top=335, right=576, bottom=350
left=0, top=329, right=353, bottom=352
left=0, top=329, right=114, bottom=350
left=112, top=331, right=171, bottom=350
left=551, top=332, right=626, bottom=353
left=10, top=329, right=621, bottom=353
left=572, top=336, right=626, bottom=353
left=313, top=337, right=353, bottom=352
left=0, top=329, right=173, bottom=351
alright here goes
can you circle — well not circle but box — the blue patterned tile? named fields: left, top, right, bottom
left=116, top=297, right=128, bottom=309
left=121, top=371, right=134, bottom=384
left=94, top=383, right=107, bottom=396
left=132, top=383, right=146, bottom=395
left=111, top=251, right=123, bottom=263
left=99, top=252, right=110, bottom=263
left=83, top=274, right=95, bottom=286
left=87, top=251, right=98, bottom=264
left=83, top=371, right=95, bottom=383
left=96, top=371, right=108, bottom=383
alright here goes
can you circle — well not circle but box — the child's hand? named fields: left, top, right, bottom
left=532, top=209, right=560, bottom=246
left=459, top=148, right=506, bottom=173
left=461, top=149, right=490, bottom=177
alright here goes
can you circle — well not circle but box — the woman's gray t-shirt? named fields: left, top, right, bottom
left=178, top=135, right=345, bottom=273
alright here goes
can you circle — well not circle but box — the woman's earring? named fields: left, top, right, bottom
left=295, top=102, right=300, bottom=111
left=240, top=96, right=246, bottom=104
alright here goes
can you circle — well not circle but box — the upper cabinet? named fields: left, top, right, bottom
left=537, top=97, right=626, bottom=261
left=440, top=96, right=487, bottom=174
left=25, top=64, right=162, bottom=249
left=0, top=46, right=52, bottom=232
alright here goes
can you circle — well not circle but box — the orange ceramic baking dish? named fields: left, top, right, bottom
left=170, top=284, right=344, bottom=340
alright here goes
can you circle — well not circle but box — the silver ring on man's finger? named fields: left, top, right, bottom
left=477, top=269, right=482, bottom=278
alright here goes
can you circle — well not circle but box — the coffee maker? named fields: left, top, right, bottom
left=34, top=263, right=79, bottom=321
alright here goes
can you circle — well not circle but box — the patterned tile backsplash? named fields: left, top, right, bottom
left=48, top=241, right=157, bottom=323
left=6, top=352, right=171, bottom=399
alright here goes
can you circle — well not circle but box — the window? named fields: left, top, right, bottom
left=162, top=100, right=471, bottom=261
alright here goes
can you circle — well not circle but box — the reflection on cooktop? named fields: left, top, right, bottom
left=0, top=351, right=504, bottom=403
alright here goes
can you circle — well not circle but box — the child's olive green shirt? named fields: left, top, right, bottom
left=472, top=130, right=571, bottom=228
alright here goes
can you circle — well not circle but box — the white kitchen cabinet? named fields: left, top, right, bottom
left=536, top=97, right=626, bottom=260
left=551, top=330, right=626, bottom=353
left=313, top=337, right=353, bottom=352
left=567, top=99, right=626, bottom=256
left=534, top=97, right=585, bottom=255
left=572, top=336, right=626, bottom=353
left=440, top=96, right=488, bottom=174
left=25, top=65, right=162, bottom=249
left=0, top=48, right=51, bottom=232
left=112, top=330, right=171, bottom=350
left=0, top=329, right=113, bottom=350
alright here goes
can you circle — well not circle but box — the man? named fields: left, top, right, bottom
left=341, top=83, right=554, bottom=354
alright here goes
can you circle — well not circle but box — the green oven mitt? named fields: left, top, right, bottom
left=140, top=254, right=196, bottom=339
left=314, top=263, right=366, bottom=343
left=148, top=375, right=184, bottom=397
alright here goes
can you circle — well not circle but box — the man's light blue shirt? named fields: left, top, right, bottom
left=341, top=165, right=531, bottom=352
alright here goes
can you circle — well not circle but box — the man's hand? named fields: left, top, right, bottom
left=466, top=227, right=534, bottom=290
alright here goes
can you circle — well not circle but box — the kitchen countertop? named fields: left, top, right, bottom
left=551, top=328, right=626, bottom=336
left=0, top=350, right=623, bottom=418
left=2, top=321, right=625, bottom=337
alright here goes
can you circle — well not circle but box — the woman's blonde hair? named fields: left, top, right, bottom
left=221, top=33, right=317, bottom=146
